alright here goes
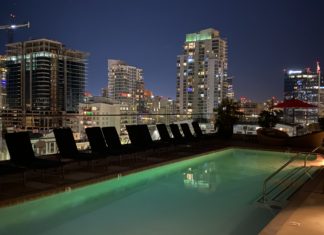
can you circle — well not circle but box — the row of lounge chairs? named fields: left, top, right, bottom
left=1, top=121, right=213, bottom=183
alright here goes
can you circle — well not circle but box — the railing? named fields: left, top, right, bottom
left=303, top=144, right=324, bottom=166
left=0, top=112, right=216, bottom=161
left=261, top=147, right=319, bottom=203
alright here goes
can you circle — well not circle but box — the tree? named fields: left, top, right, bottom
left=215, top=98, right=242, bottom=138
left=258, top=110, right=280, bottom=128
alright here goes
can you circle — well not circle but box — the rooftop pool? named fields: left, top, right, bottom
left=0, top=148, right=294, bottom=235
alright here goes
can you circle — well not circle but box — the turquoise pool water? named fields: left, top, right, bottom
left=0, top=148, right=293, bottom=235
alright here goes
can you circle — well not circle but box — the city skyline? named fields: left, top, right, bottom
left=1, top=0, right=324, bottom=102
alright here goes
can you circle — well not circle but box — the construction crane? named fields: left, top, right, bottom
left=0, top=21, right=30, bottom=43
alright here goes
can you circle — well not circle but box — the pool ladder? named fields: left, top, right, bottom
left=257, top=148, right=322, bottom=209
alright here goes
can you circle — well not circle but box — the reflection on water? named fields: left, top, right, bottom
left=183, top=161, right=219, bottom=192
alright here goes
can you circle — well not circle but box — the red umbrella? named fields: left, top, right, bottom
left=273, top=98, right=317, bottom=108
left=273, top=99, right=317, bottom=125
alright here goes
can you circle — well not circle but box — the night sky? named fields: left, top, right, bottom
left=1, top=0, right=324, bottom=102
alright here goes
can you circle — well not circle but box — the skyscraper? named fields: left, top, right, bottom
left=4, top=39, right=87, bottom=130
left=283, top=66, right=323, bottom=123
left=0, top=55, right=6, bottom=110
left=176, top=28, right=232, bottom=117
left=107, top=59, right=144, bottom=112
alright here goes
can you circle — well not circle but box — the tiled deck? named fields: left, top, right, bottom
left=1, top=136, right=324, bottom=235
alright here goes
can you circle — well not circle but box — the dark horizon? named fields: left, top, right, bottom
left=1, top=0, right=324, bottom=102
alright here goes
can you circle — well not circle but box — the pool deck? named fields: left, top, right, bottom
left=1, top=135, right=324, bottom=235
left=260, top=166, right=324, bottom=235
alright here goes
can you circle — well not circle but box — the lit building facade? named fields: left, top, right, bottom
left=4, top=39, right=87, bottom=131
left=283, top=66, right=323, bottom=123
left=78, top=96, right=121, bottom=138
left=143, top=90, right=176, bottom=123
left=0, top=55, right=7, bottom=110
left=176, top=28, right=232, bottom=118
left=107, top=60, right=144, bottom=113
left=238, top=97, right=263, bottom=123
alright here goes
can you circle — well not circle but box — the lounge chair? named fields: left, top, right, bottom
left=126, top=125, right=144, bottom=150
left=139, top=124, right=168, bottom=149
left=156, top=124, right=175, bottom=144
left=126, top=125, right=165, bottom=152
left=180, top=123, right=196, bottom=141
left=192, top=121, right=204, bottom=137
left=192, top=121, right=216, bottom=139
left=170, top=124, right=188, bottom=144
left=85, top=127, right=109, bottom=155
left=53, top=128, right=106, bottom=166
left=101, top=126, right=134, bottom=155
left=5, top=132, right=64, bottom=177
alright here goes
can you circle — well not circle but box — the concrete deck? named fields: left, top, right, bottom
left=260, top=169, right=324, bottom=235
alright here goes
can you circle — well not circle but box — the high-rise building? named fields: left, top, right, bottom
left=283, top=65, right=323, bottom=123
left=4, top=39, right=87, bottom=130
left=284, top=68, right=323, bottom=104
left=143, top=90, right=176, bottom=124
left=0, top=55, right=7, bottom=110
left=176, top=28, right=232, bottom=117
left=107, top=59, right=144, bottom=113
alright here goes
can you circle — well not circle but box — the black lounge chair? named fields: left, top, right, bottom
left=85, top=127, right=110, bottom=155
left=170, top=124, right=188, bottom=144
left=126, top=125, right=143, bottom=150
left=101, top=126, right=134, bottom=155
left=5, top=132, right=64, bottom=177
left=139, top=124, right=168, bottom=149
left=123, top=125, right=153, bottom=160
left=180, top=123, right=196, bottom=141
left=192, top=121, right=204, bottom=138
left=156, top=124, right=174, bottom=144
left=53, top=128, right=106, bottom=166
left=192, top=121, right=216, bottom=139
left=126, top=125, right=163, bottom=152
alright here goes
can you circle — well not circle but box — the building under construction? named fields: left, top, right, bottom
left=3, top=39, right=88, bottom=131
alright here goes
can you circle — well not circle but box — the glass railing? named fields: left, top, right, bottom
left=0, top=112, right=216, bottom=161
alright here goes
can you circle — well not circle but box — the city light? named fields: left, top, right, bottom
left=288, top=70, right=303, bottom=75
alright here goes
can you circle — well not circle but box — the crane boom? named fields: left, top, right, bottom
left=0, top=21, right=30, bottom=43
left=0, top=22, right=30, bottom=30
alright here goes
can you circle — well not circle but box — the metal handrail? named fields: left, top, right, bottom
left=262, top=155, right=298, bottom=202
left=262, top=149, right=318, bottom=203
left=301, top=145, right=322, bottom=167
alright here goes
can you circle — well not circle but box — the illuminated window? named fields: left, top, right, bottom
left=188, top=43, right=195, bottom=49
